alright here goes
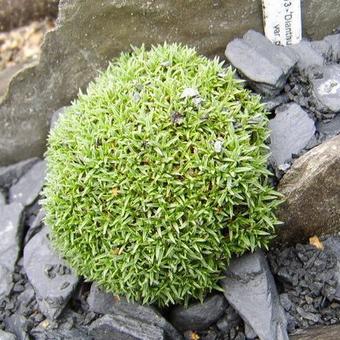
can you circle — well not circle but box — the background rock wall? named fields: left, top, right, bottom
left=0, top=0, right=339, bottom=165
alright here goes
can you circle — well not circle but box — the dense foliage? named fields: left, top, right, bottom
left=43, top=43, right=280, bottom=307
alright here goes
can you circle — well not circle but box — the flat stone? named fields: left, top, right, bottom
left=317, top=114, right=340, bottom=138
left=291, top=323, right=340, bottom=340
left=4, top=313, right=30, bottom=340
left=0, top=191, right=5, bottom=205
left=311, top=40, right=333, bottom=61
left=262, top=94, right=289, bottom=112
left=2, top=1, right=339, bottom=165
left=169, top=294, right=228, bottom=331
left=88, top=284, right=182, bottom=340
left=0, top=264, right=13, bottom=301
left=308, top=64, right=340, bottom=114
left=288, top=40, right=324, bottom=73
left=0, top=202, right=24, bottom=272
left=269, top=103, right=315, bottom=167
left=324, top=34, right=340, bottom=61
left=31, top=327, right=91, bottom=340
left=0, top=330, right=16, bottom=340
left=9, top=160, right=46, bottom=206
left=50, top=107, right=67, bottom=131
left=89, top=314, right=165, bottom=340
left=221, top=251, right=288, bottom=340
left=225, top=31, right=297, bottom=96
left=0, top=158, right=39, bottom=188
left=23, top=228, right=79, bottom=320
left=277, top=135, right=340, bottom=244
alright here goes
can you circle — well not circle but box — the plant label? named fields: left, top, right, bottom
left=262, top=0, right=302, bottom=46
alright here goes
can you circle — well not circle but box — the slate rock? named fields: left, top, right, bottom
left=88, top=284, right=182, bottom=340
left=4, top=313, right=30, bottom=340
left=308, top=64, right=340, bottom=114
left=221, top=251, right=289, bottom=340
left=317, top=114, right=340, bottom=139
left=216, top=305, right=241, bottom=333
left=225, top=30, right=297, bottom=96
left=0, top=330, right=16, bottom=340
left=9, top=160, right=46, bottom=206
left=89, top=314, right=165, bottom=340
left=23, top=228, right=79, bottom=320
left=288, top=40, right=324, bottom=73
left=0, top=158, right=39, bottom=188
left=269, top=103, right=315, bottom=167
left=262, top=94, right=289, bottom=112
left=0, top=191, right=5, bottom=205
left=0, top=202, right=24, bottom=272
left=24, top=208, right=45, bottom=245
left=311, top=39, right=333, bottom=61
left=30, top=326, right=91, bottom=340
left=50, top=107, right=67, bottom=131
left=169, top=294, right=228, bottom=331
left=291, top=323, right=340, bottom=340
left=278, top=135, right=340, bottom=243
left=0, top=264, right=13, bottom=301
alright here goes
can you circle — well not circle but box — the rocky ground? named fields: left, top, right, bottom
left=0, top=30, right=340, bottom=339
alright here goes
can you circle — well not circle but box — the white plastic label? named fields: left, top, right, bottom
left=262, top=0, right=302, bottom=46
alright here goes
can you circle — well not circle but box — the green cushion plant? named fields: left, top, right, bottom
left=43, top=43, right=281, bottom=307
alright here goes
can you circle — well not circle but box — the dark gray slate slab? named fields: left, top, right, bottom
left=50, top=107, right=67, bottom=131
left=89, top=314, right=165, bottom=340
left=288, top=40, right=324, bottom=73
left=225, top=30, right=297, bottom=96
left=4, top=313, right=30, bottom=340
left=0, top=202, right=24, bottom=272
left=0, top=330, right=16, bottom=340
left=269, top=103, right=315, bottom=167
left=216, top=305, right=241, bottom=333
left=308, top=64, right=340, bottom=114
left=30, top=326, right=92, bottom=340
left=88, top=284, right=182, bottom=340
left=23, top=228, right=79, bottom=320
left=0, top=158, right=39, bottom=188
left=0, top=264, right=13, bottom=301
left=221, top=251, right=288, bottom=340
left=317, top=114, right=340, bottom=138
left=169, top=294, right=228, bottom=331
left=9, top=160, right=46, bottom=206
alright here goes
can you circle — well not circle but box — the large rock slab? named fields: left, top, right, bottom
left=221, top=251, right=288, bottom=340
left=278, top=135, right=340, bottom=244
left=169, top=294, right=228, bottom=331
left=88, top=284, right=182, bottom=340
left=9, top=160, right=46, bottom=207
left=89, top=314, right=165, bottom=340
left=225, top=30, right=297, bottom=96
left=0, top=202, right=25, bottom=272
left=291, top=324, right=340, bottom=340
left=269, top=103, right=315, bottom=167
left=1, top=0, right=340, bottom=165
left=23, top=228, right=79, bottom=320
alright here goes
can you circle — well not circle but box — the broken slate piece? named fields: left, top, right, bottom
left=308, top=64, right=340, bottom=114
left=23, top=228, right=79, bottom=320
left=4, top=313, right=30, bottom=340
left=169, top=294, right=228, bottom=331
left=0, top=264, right=13, bottom=301
left=88, top=284, right=182, bottom=340
left=0, top=202, right=24, bottom=272
left=0, top=158, right=39, bottom=188
left=0, top=190, right=5, bottom=205
left=288, top=40, right=324, bottom=73
left=221, top=250, right=289, bottom=340
left=89, top=314, right=165, bottom=340
left=311, top=39, right=333, bottom=61
left=225, top=30, right=297, bottom=96
left=50, top=107, right=67, bottom=131
left=269, top=103, right=315, bottom=167
left=317, top=114, right=340, bottom=139
left=9, top=160, right=46, bottom=206
left=0, top=330, right=16, bottom=340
